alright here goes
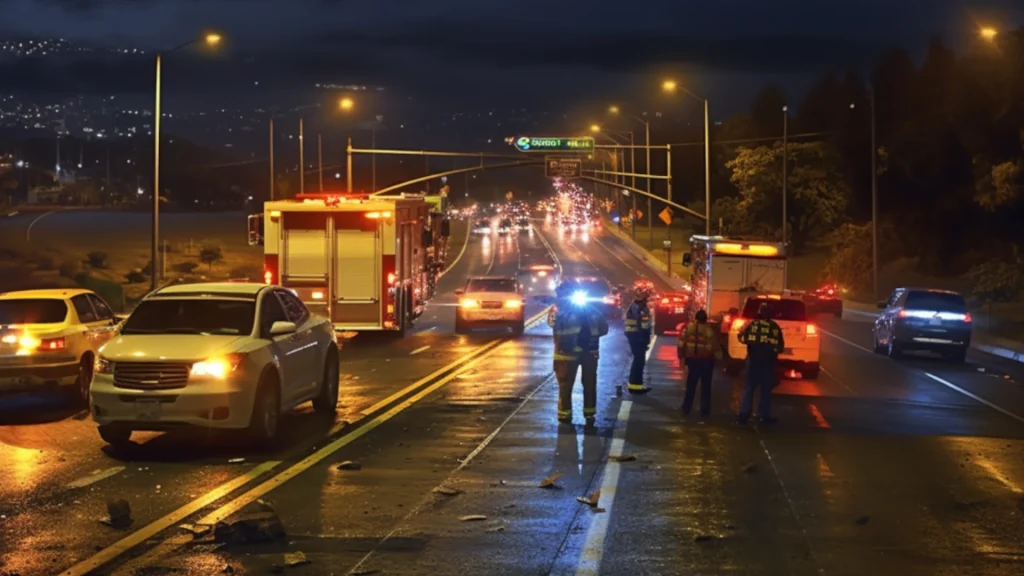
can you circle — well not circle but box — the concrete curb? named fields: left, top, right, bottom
left=843, top=299, right=1024, bottom=364
left=600, top=222, right=688, bottom=292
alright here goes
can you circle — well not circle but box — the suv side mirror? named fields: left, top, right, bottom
left=876, top=302, right=887, bottom=309
left=269, top=320, right=297, bottom=337
left=682, top=253, right=692, bottom=267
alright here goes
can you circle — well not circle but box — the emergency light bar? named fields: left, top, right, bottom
left=712, top=243, right=779, bottom=257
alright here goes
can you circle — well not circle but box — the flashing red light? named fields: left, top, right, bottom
left=387, top=272, right=396, bottom=285
left=731, top=318, right=747, bottom=331
left=826, top=289, right=834, bottom=296
left=806, top=324, right=817, bottom=335
left=660, top=297, right=669, bottom=305
left=264, top=270, right=273, bottom=285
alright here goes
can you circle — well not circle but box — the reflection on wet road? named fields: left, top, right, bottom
left=2, top=221, right=1024, bottom=575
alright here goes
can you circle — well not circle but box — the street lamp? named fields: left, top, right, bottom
left=151, top=31, right=223, bottom=290
left=338, top=97, right=354, bottom=111
left=608, top=106, right=651, bottom=242
left=980, top=27, right=998, bottom=41
left=590, top=124, right=601, bottom=133
left=662, top=78, right=711, bottom=235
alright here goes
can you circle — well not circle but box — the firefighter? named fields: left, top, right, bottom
left=549, top=283, right=609, bottom=423
left=677, top=309, right=721, bottom=421
left=736, top=302, right=785, bottom=424
left=624, top=284, right=653, bottom=393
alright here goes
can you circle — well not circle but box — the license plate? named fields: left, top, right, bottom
left=928, top=318, right=941, bottom=325
left=135, top=399, right=162, bottom=420
left=0, top=376, right=32, bottom=390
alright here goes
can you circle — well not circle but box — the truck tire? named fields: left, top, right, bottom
left=802, top=363, right=821, bottom=380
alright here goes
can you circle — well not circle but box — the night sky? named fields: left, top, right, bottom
left=2, top=0, right=1024, bottom=115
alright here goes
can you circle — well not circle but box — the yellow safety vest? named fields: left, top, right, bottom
left=677, top=322, right=721, bottom=359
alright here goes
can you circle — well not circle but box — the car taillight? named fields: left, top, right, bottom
left=39, top=336, right=65, bottom=350
left=722, top=314, right=731, bottom=326
left=898, top=309, right=908, bottom=318
left=731, top=318, right=747, bottom=331
left=263, top=270, right=273, bottom=285
left=387, top=273, right=396, bottom=285
left=806, top=324, right=817, bottom=335
left=964, top=312, right=972, bottom=323
left=460, top=299, right=479, bottom=308
left=660, top=297, right=669, bottom=305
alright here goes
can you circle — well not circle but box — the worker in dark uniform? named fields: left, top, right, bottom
left=549, top=283, right=609, bottom=424
left=737, top=302, right=785, bottom=424
left=677, top=309, right=721, bottom=422
left=624, top=284, right=653, bottom=393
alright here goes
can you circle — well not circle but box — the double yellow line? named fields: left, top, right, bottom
left=62, top=306, right=551, bottom=576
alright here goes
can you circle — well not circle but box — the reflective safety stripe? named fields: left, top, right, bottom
left=553, top=352, right=576, bottom=361
left=627, top=383, right=646, bottom=390
left=624, top=319, right=638, bottom=325
left=555, top=327, right=582, bottom=335
left=557, top=409, right=572, bottom=418
left=583, top=407, right=596, bottom=416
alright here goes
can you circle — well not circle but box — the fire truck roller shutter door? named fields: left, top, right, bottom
left=284, top=229, right=328, bottom=280
left=335, top=230, right=379, bottom=301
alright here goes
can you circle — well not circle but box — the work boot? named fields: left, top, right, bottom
left=627, top=384, right=650, bottom=394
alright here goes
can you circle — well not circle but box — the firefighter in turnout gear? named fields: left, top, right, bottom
left=549, top=283, right=609, bottom=424
left=737, top=302, right=785, bottom=424
left=624, top=284, right=653, bottom=393
left=677, top=309, right=721, bottom=421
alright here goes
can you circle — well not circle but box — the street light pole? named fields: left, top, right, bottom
left=318, top=134, right=323, bottom=192
left=371, top=127, right=377, bottom=192
left=269, top=117, right=274, bottom=200
left=703, top=98, right=711, bottom=236
left=299, top=118, right=304, bottom=194
left=151, top=53, right=162, bottom=289
left=782, top=106, right=788, bottom=247
left=346, top=137, right=353, bottom=193
left=870, top=90, right=878, bottom=300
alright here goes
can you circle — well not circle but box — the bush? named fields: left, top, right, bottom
left=87, top=251, right=109, bottom=269
left=821, top=223, right=872, bottom=294
left=58, top=259, right=80, bottom=278
left=198, top=241, right=223, bottom=271
left=124, top=270, right=148, bottom=284
left=968, top=261, right=1023, bottom=304
left=174, top=261, right=199, bottom=274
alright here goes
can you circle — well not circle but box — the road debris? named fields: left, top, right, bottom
left=459, top=515, right=488, bottom=522
left=539, top=473, right=563, bottom=489
left=609, top=454, right=636, bottom=463
left=576, top=490, right=601, bottom=507
left=284, top=551, right=311, bottom=567
left=213, top=502, right=287, bottom=544
left=228, top=458, right=245, bottom=464
left=336, top=461, right=362, bottom=471
left=487, top=525, right=506, bottom=533
left=99, top=499, right=132, bottom=529
left=179, top=523, right=212, bottom=537
left=433, top=486, right=462, bottom=496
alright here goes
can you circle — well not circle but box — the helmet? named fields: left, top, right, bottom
left=757, top=302, right=770, bottom=318
left=633, top=284, right=653, bottom=300
left=695, top=309, right=708, bottom=322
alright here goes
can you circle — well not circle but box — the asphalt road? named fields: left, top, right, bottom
left=3, top=221, right=1024, bottom=575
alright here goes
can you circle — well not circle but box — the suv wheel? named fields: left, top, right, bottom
left=248, top=376, right=280, bottom=443
left=313, top=347, right=340, bottom=414
left=98, top=424, right=132, bottom=448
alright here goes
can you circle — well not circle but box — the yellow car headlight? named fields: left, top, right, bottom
left=190, top=353, right=246, bottom=379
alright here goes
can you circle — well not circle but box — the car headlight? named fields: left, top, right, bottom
left=570, top=291, right=588, bottom=306
left=191, top=353, right=246, bottom=379
left=95, top=356, right=113, bottom=374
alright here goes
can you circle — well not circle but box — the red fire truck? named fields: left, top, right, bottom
left=249, top=192, right=443, bottom=334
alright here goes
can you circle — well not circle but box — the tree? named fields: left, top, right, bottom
left=821, top=222, right=873, bottom=294
left=198, top=241, right=223, bottom=271
left=974, top=159, right=1022, bottom=211
left=726, top=141, right=849, bottom=254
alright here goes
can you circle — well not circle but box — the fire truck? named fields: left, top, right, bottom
left=681, top=235, right=787, bottom=328
left=248, top=192, right=448, bottom=335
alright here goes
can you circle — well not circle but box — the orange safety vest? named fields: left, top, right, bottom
left=677, top=322, right=720, bottom=359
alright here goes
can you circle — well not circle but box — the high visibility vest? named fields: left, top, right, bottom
left=738, top=319, right=784, bottom=354
left=624, top=302, right=651, bottom=334
left=677, top=322, right=719, bottom=359
left=552, top=305, right=606, bottom=360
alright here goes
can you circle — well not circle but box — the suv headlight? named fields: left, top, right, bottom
left=95, top=357, right=113, bottom=374
left=191, top=353, right=246, bottom=379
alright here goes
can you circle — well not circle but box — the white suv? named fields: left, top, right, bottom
left=725, top=294, right=820, bottom=379
left=90, top=282, right=339, bottom=449
left=455, top=276, right=525, bottom=335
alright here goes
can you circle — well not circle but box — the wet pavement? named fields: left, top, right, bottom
left=3, top=221, right=1024, bottom=575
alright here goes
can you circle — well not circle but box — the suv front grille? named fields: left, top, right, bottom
left=113, top=361, right=191, bottom=390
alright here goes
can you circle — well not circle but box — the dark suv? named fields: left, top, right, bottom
left=873, top=288, right=972, bottom=362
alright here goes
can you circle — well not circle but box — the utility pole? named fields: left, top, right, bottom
left=299, top=118, right=304, bottom=194
left=870, top=90, right=878, bottom=300
left=703, top=98, right=711, bottom=236
left=318, top=134, right=323, bottom=192
left=346, top=137, right=353, bottom=193
left=105, top=145, right=110, bottom=204
left=782, top=106, right=789, bottom=247
left=269, top=117, right=275, bottom=200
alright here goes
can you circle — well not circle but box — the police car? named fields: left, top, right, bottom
left=724, top=294, right=820, bottom=379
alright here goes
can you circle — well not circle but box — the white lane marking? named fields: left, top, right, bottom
left=575, top=400, right=633, bottom=576
left=439, top=223, right=471, bottom=278
left=923, top=373, right=1024, bottom=425
left=819, top=365, right=854, bottom=393
left=645, top=336, right=658, bottom=361
left=820, top=327, right=1024, bottom=425
left=410, top=345, right=430, bottom=356
left=65, top=466, right=125, bottom=489
left=757, top=438, right=819, bottom=567
left=591, top=235, right=646, bottom=278
left=485, top=236, right=497, bottom=274
left=7, top=210, right=19, bottom=217
left=532, top=225, right=564, bottom=276
left=25, top=210, right=55, bottom=243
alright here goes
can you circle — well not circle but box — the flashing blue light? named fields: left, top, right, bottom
left=570, top=291, right=589, bottom=306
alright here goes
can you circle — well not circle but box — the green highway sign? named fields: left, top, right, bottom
left=514, top=136, right=594, bottom=153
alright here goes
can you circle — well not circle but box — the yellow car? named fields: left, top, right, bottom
left=0, top=288, right=121, bottom=404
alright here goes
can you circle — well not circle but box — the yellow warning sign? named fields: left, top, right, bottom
left=658, top=207, right=673, bottom=226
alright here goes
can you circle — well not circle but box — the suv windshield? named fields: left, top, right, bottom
left=905, top=291, right=966, bottom=313
left=467, top=278, right=518, bottom=293
left=0, top=299, right=69, bottom=324
left=121, top=298, right=255, bottom=335
left=742, top=298, right=807, bottom=321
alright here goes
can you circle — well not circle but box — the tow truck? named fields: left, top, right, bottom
left=248, top=192, right=449, bottom=335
